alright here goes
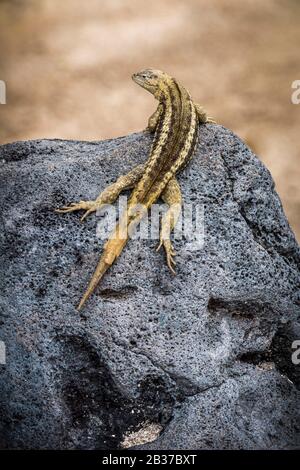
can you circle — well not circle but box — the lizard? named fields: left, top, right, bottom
left=56, top=69, right=215, bottom=310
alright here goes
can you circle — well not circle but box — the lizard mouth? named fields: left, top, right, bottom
left=132, top=74, right=145, bottom=86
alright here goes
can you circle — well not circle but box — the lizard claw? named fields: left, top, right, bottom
left=55, top=204, right=78, bottom=214
left=80, top=207, right=95, bottom=222
left=156, top=240, right=163, bottom=252
left=206, top=116, right=216, bottom=124
left=156, top=239, right=176, bottom=274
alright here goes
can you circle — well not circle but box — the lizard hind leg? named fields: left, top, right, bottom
left=55, top=163, right=145, bottom=221
left=156, top=178, right=182, bottom=274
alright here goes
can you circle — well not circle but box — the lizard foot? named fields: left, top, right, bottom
left=55, top=200, right=99, bottom=222
left=206, top=116, right=216, bottom=124
left=156, top=238, right=176, bottom=274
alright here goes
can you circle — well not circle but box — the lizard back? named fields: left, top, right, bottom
left=129, top=78, right=198, bottom=208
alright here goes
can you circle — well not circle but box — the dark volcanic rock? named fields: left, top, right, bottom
left=0, top=125, right=299, bottom=449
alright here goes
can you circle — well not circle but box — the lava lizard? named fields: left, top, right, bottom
left=56, top=69, right=215, bottom=310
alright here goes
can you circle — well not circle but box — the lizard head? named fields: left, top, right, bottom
left=132, top=69, right=168, bottom=98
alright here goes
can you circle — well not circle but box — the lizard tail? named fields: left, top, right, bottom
left=77, top=223, right=128, bottom=311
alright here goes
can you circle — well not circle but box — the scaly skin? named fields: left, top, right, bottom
left=56, top=69, right=215, bottom=309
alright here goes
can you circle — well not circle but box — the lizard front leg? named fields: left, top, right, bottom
left=147, top=104, right=163, bottom=133
left=194, top=103, right=216, bottom=124
left=156, top=178, right=182, bottom=274
left=56, top=163, right=145, bottom=221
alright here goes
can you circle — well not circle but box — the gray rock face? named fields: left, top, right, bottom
left=0, top=125, right=299, bottom=449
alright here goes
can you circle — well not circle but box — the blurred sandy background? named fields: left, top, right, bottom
left=0, top=0, right=299, bottom=239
